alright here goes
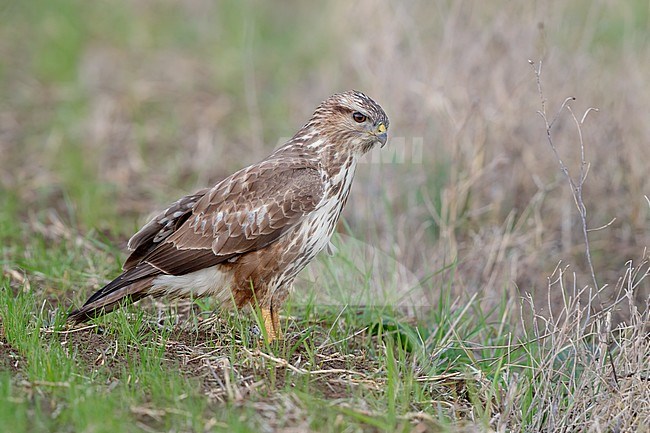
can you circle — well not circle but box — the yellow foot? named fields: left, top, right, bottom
left=261, top=307, right=282, bottom=342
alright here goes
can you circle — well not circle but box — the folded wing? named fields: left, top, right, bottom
left=73, top=156, right=325, bottom=313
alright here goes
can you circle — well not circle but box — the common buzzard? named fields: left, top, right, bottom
left=69, top=90, right=389, bottom=341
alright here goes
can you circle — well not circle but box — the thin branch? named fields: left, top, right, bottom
left=587, top=217, right=617, bottom=232
left=581, top=107, right=599, bottom=124
left=566, top=105, right=599, bottom=292
left=42, top=323, right=99, bottom=334
left=243, top=348, right=368, bottom=377
left=529, top=59, right=601, bottom=295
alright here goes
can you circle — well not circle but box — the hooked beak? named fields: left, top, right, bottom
left=375, top=122, right=388, bottom=148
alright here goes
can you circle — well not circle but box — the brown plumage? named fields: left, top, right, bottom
left=68, top=90, right=389, bottom=340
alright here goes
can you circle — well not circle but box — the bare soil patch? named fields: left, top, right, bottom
left=0, top=326, right=24, bottom=374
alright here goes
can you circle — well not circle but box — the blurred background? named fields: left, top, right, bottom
left=1, top=0, right=649, bottom=317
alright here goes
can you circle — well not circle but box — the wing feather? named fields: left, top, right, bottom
left=123, top=188, right=210, bottom=270
left=131, top=157, right=324, bottom=277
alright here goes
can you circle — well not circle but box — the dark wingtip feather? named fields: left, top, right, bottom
left=67, top=307, right=95, bottom=324
left=67, top=272, right=155, bottom=325
left=67, top=290, right=150, bottom=325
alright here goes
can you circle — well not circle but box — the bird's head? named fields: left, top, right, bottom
left=306, top=90, right=389, bottom=155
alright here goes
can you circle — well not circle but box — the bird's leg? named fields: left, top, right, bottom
left=261, top=307, right=278, bottom=342
left=271, top=305, right=282, bottom=341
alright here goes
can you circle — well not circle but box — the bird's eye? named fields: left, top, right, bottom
left=352, top=112, right=367, bottom=123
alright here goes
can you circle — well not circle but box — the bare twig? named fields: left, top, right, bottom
left=587, top=217, right=616, bottom=232
left=529, top=59, right=601, bottom=295
left=41, top=324, right=99, bottom=334
left=243, top=348, right=368, bottom=377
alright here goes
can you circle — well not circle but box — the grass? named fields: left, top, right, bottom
left=2, top=223, right=647, bottom=431
left=1, top=0, right=650, bottom=432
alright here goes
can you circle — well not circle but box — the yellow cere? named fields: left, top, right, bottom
left=377, top=123, right=387, bottom=133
